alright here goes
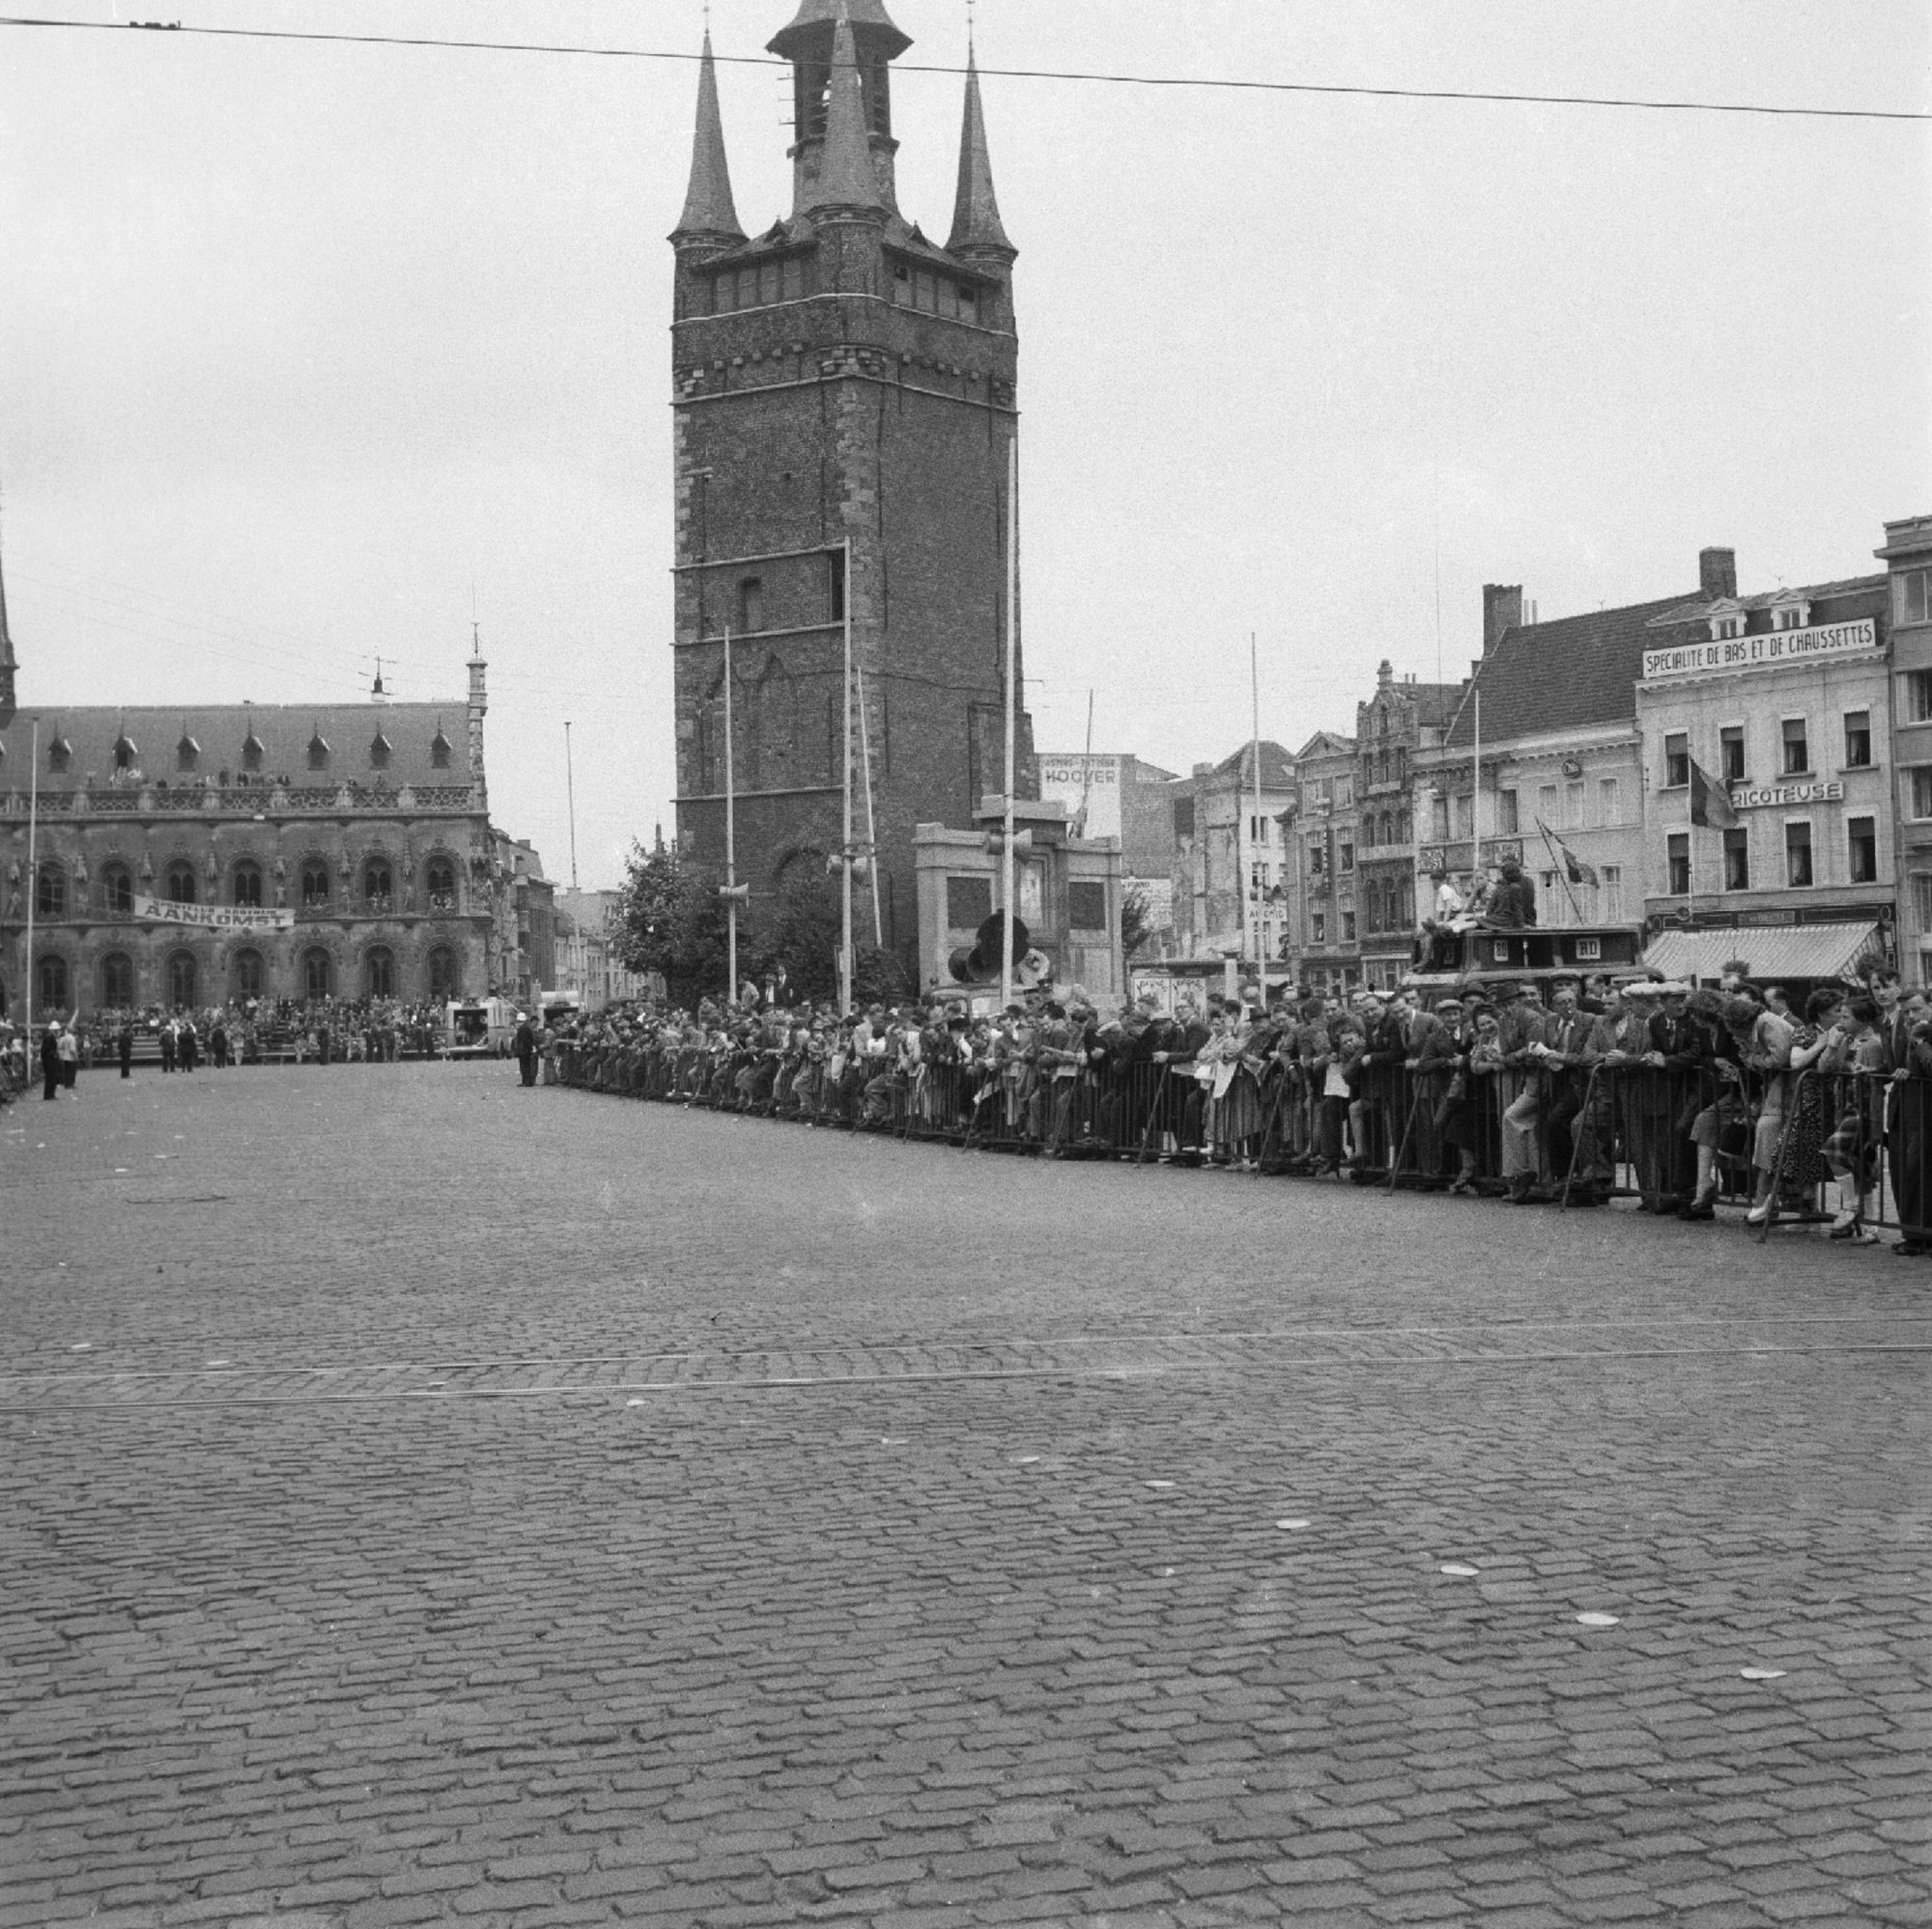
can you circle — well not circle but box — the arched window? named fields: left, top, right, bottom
left=430, top=728, right=452, bottom=770
left=230, top=949, right=265, bottom=998
left=166, top=951, right=197, bottom=1009
left=300, top=860, right=331, bottom=910
left=99, top=952, right=134, bottom=1007
left=39, top=954, right=69, bottom=1013
left=426, top=946, right=458, bottom=1000
left=99, top=862, right=133, bottom=916
left=36, top=863, right=67, bottom=919
left=232, top=861, right=263, bottom=908
left=307, top=732, right=329, bottom=772
left=425, top=857, right=457, bottom=913
left=365, top=947, right=395, bottom=998
left=164, top=861, right=197, bottom=905
left=363, top=860, right=392, bottom=911
left=302, top=948, right=332, bottom=999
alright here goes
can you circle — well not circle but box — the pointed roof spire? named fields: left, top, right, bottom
left=0, top=494, right=16, bottom=730
left=948, top=45, right=1014, bottom=260
left=671, top=30, right=745, bottom=245
left=804, top=2, right=884, bottom=216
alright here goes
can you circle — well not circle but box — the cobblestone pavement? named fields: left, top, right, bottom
left=4, top=1064, right=1930, bottom=1929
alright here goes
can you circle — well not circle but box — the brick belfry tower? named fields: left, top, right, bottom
left=668, top=0, right=1033, bottom=963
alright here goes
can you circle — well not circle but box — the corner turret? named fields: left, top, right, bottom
left=670, top=31, right=746, bottom=258
left=946, top=48, right=1015, bottom=269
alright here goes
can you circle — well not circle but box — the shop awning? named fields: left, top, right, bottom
left=1641, top=921, right=1883, bottom=985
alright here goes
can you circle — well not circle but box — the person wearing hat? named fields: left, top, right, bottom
left=1496, top=981, right=1548, bottom=1202
left=1489, top=861, right=1538, bottom=930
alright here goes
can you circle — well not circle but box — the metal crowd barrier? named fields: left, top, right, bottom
left=547, top=1044, right=1916, bottom=1236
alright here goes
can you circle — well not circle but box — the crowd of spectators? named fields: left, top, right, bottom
left=548, top=963, right=1931, bottom=1249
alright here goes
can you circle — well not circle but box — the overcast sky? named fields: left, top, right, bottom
left=2, top=1, right=1926, bottom=886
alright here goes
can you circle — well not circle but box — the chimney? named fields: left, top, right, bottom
left=1482, top=583, right=1523, bottom=654
left=1699, top=547, right=1737, bottom=601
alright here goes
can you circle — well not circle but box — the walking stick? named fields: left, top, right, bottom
left=1255, top=1064, right=1291, bottom=1172
left=1135, top=1065, right=1169, bottom=1166
left=1559, top=1064, right=1603, bottom=1210
left=1387, top=1078, right=1425, bottom=1192
left=1753, top=1068, right=1808, bottom=1245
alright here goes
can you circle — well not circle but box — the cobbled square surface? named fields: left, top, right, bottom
left=3, top=1063, right=1929, bottom=1928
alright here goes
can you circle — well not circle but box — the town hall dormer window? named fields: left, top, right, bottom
left=307, top=732, right=329, bottom=772
left=242, top=731, right=264, bottom=773
left=369, top=732, right=391, bottom=771
left=48, top=736, right=71, bottom=774
left=115, top=734, right=141, bottom=772
left=177, top=734, right=199, bottom=773
left=430, top=727, right=452, bottom=770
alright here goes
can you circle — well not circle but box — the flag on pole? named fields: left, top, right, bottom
left=1688, top=758, right=1740, bottom=831
left=1535, top=819, right=1599, bottom=890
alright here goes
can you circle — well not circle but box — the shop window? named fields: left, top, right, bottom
left=1667, top=835, right=1690, bottom=895
left=1785, top=821, right=1813, bottom=889
left=1664, top=734, right=1690, bottom=788
left=1849, top=816, right=1878, bottom=885
left=1722, top=827, right=1750, bottom=892
left=1844, top=710, right=1872, bottom=769
left=164, top=861, right=196, bottom=905
left=1781, top=718, right=1809, bottom=776
left=1720, top=725, right=1746, bottom=781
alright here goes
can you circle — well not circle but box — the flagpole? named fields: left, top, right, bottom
left=1250, top=630, right=1263, bottom=986
left=840, top=536, right=853, bottom=1015
left=24, top=718, right=37, bottom=1026
left=1471, top=691, right=1482, bottom=887
left=723, top=624, right=737, bottom=1006
left=856, top=665, right=882, bottom=949
left=1537, top=818, right=1585, bottom=923
left=1000, top=437, right=1017, bottom=1016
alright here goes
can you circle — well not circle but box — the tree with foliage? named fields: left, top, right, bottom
left=611, top=841, right=728, bottom=1009
left=1121, top=880, right=1154, bottom=962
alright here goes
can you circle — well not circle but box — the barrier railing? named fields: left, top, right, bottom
left=548, top=1044, right=1916, bottom=1235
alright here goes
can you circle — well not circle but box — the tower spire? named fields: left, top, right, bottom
left=671, top=30, right=745, bottom=247
left=803, top=2, right=884, bottom=216
left=948, top=43, right=1014, bottom=262
left=0, top=493, right=16, bottom=730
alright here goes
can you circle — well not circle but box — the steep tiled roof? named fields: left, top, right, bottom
left=1212, top=739, right=1296, bottom=789
left=1442, top=593, right=1696, bottom=750
left=0, top=702, right=467, bottom=791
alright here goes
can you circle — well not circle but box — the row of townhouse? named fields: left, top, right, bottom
left=1277, top=514, right=1929, bottom=993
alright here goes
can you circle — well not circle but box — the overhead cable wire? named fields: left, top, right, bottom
left=0, top=15, right=1923, bottom=125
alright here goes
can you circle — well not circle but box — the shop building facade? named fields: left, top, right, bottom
left=1635, top=565, right=1892, bottom=980
left=1881, top=516, right=1932, bottom=979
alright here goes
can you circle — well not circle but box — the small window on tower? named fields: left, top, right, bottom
left=828, top=550, right=845, bottom=624
left=956, top=283, right=978, bottom=325
left=739, top=578, right=764, bottom=635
